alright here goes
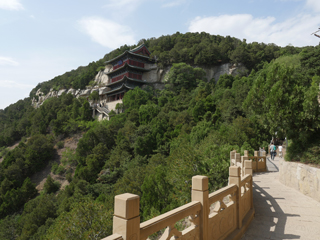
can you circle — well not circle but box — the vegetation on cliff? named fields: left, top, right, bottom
left=0, top=32, right=320, bottom=239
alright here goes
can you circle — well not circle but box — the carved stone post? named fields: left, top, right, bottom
left=244, top=160, right=253, bottom=176
left=244, top=150, right=249, bottom=157
left=113, top=193, right=140, bottom=240
left=229, top=166, right=242, bottom=229
left=254, top=151, right=259, bottom=172
left=244, top=160, right=254, bottom=210
left=261, top=151, right=267, bottom=171
left=192, top=176, right=209, bottom=240
left=241, top=156, right=249, bottom=177
left=235, top=153, right=241, bottom=167
left=230, top=150, right=236, bottom=166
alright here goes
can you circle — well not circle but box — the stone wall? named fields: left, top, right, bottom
left=279, top=158, right=320, bottom=202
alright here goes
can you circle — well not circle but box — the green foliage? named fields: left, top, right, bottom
left=44, top=198, right=112, bottom=240
left=122, top=87, right=153, bottom=110
left=44, top=175, right=60, bottom=194
left=56, top=140, right=64, bottom=149
left=51, top=162, right=65, bottom=175
left=89, top=90, right=99, bottom=101
left=0, top=214, right=21, bottom=240
left=1, top=32, right=320, bottom=239
left=167, top=63, right=206, bottom=92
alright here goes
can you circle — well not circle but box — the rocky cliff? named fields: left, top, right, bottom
left=32, top=63, right=247, bottom=109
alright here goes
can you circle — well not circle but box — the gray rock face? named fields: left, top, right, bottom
left=32, top=62, right=247, bottom=109
left=79, top=89, right=91, bottom=97
left=201, top=63, right=247, bottom=82
left=57, top=89, right=67, bottom=96
left=99, top=87, right=108, bottom=95
left=67, top=88, right=76, bottom=95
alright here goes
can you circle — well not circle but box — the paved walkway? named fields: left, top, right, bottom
left=241, top=156, right=320, bottom=240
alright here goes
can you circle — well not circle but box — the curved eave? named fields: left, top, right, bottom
left=106, top=63, right=150, bottom=75
left=105, top=50, right=151, bottom=65
left=106, top=76, right=146, bottom=87
left=105, top=51, right=129, bottom=64
left=106, top=83, right=135, bottom=94
left=129, top=44, right=151, bottom=55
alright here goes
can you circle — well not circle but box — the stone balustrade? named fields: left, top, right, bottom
left=230, top=150, right=266, bottom=174
left=102, top=151, right=255, bottom=240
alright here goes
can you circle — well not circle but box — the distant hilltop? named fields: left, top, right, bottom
left=32, top=43, right=247, bottom=120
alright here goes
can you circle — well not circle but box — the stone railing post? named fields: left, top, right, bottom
left=113, top=193, right=140, bottom=240
left=241, top=155, right=249, bottom=177
left=244, top=160, right=254, bottom=210
left=235, top=153, right=241, bottom=167
left=254, top=151, right=259, bottom=172
left=230, top=150, right=236, bottom=166
left=229, top=166, right=242, bottom=229
left=244, top=160, right=253, bottom=176
left=192, top=176, right=209, bottom=240
left=244, top=150, right=249, bottom=157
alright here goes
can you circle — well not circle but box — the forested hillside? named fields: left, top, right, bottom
left=0, top=32, right=320, bottom=239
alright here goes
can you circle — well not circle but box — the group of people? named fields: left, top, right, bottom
left=269, top=143, right=283, bottom=160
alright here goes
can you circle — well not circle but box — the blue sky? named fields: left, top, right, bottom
left=1, top=0, right=320, bottom=110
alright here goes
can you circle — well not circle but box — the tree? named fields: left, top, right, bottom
left=122, top=87, right=153, bottom=110
left=44, top=198, right=112, bottom=240
left=80, top=100, right=92, bottom=121
left=43, top=175, right=60, bottom=194
left=167, top=63, right=206, bottom=92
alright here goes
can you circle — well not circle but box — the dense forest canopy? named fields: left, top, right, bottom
left=0, top=32, right=320, bottom=239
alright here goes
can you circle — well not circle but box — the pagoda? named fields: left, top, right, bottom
left=104, top=44, right=154, bottom=102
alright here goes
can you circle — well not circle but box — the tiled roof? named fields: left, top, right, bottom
left=105, top=62, right=150, bottom=75
left=105, top=44, right=151, bottom=64
left=106, top=75, right=146, bottom=87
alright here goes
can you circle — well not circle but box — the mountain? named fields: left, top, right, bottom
left=0, top=32, right=320, bottom=240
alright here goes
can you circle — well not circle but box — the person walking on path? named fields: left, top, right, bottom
left=270, top=143, right=276, bottom=160
left=278, top=144, right=283, bottom=158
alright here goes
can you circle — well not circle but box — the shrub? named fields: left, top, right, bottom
left=57, top=141, right=64, bottom=149
left=43, top=175, right=60, bottom=193
left=66, top=172, right=72, bottom=182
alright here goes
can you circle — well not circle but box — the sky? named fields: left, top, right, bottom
left=1, top=0, right=320, bottom=110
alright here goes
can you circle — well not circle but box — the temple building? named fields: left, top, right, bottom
left=90, top=44, right=157, bottom=120
left=103, top=44, right=155, bottom=102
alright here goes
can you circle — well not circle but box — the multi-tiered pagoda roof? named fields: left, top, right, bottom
left=103, top=44, right=154, bottom=101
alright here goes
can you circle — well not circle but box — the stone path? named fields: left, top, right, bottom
left=241, top=155, right=320, bottom=240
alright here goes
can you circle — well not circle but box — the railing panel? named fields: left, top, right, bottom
left=140, top=201, right=201, bottom=240
left=101, top=234, right=123, bottom=240
left=257, top=157, right=266, bottom=172
left=208, top=184, right=237, bottom=205
left=248, top=156, right=266, bottom=172
left=208, top=184, right=238, bottom=240
left=208, top=202, right=237, bottom=240
left=239, top=174, right=252, bottom=222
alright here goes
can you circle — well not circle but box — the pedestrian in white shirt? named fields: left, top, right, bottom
left=279, top=145, right=283, bottom=158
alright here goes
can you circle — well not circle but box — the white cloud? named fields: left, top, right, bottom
left=306, top=0, right=320, bottom=12
left=161, top=0, right=187, bottom=8
left=0, top=57, right=19, bottom=66
left=79, top=17, right=136, bottom=49
left=0, top=0, right=23, bottom=10
left=188, top=13, right=320, bottom=47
